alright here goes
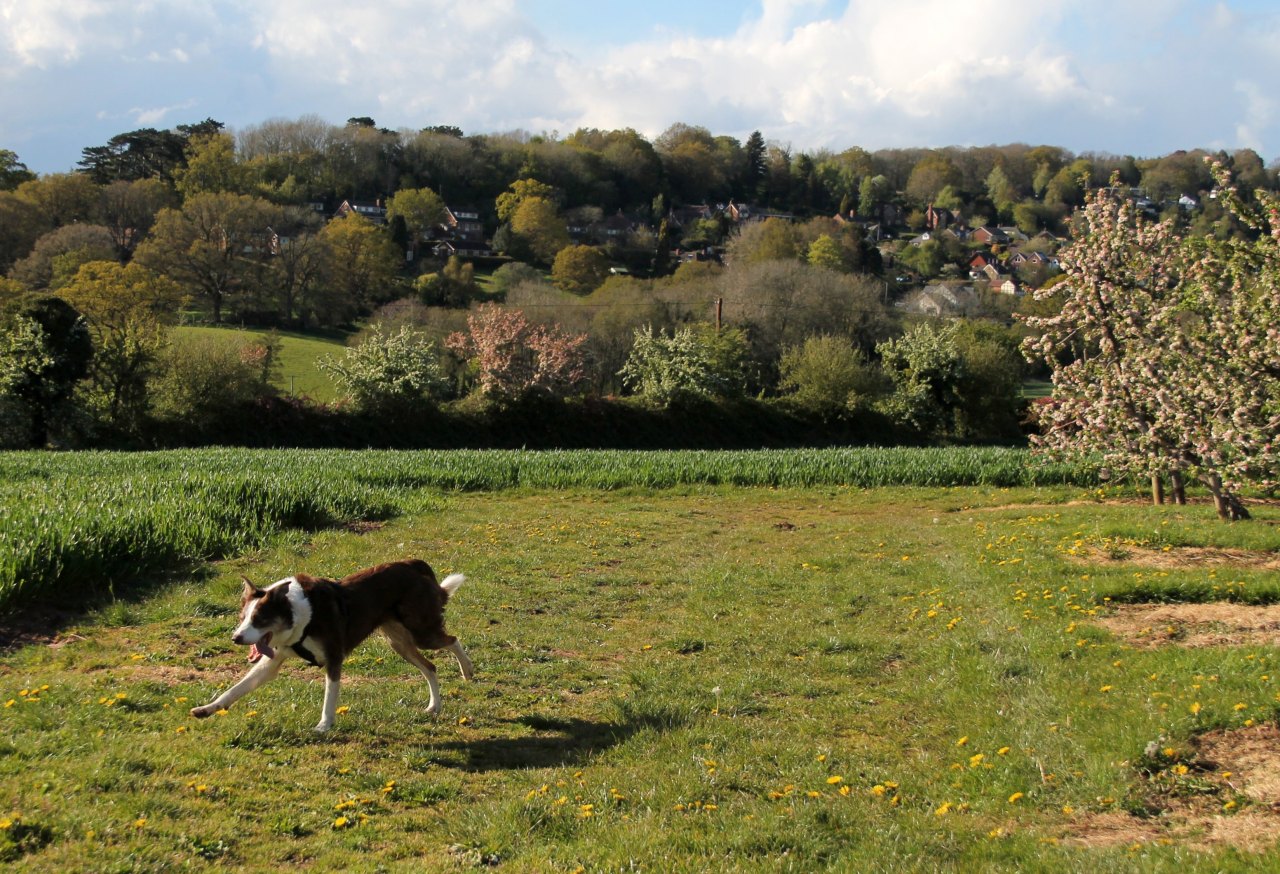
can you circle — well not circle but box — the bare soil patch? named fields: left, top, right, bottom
left=1064, top=724, right=1280, bottom=852
left=1096, top=603, right=1280, bottom=649
left=1078, top=545, right=1280, bottom=572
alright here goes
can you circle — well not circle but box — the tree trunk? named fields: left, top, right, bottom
left=1206, top=474, right=1251, bottom=521
left=1170, top=470, right=1187, bottom=505
left=1151, top=474, right=1165, bottom=506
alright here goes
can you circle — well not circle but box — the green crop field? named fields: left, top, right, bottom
left=2, top=449, right=1279, bottom=871
left=174, top=327, right=349, bottom=403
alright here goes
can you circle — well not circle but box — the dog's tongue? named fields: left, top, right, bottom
left=248, top=635, right=275, bottom=662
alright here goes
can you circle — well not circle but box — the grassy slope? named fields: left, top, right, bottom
left=2, top=486, right=1279, bottom=870
left=174, top=327, right=348, bottom=403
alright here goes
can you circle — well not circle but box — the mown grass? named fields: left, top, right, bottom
left=2, top=483, right=1279, bottom=871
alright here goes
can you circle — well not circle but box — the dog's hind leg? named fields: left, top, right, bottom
left=381, top=621, right=443, bottom=716
left=446, top=640, right=474, bottom=681
left=191, top=653, right=286, bottom=718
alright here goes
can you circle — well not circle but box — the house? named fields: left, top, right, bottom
left=925, top=204, right=954, bottom=230
left=981, top=262, right=1008, bottom=283
left=996, top=278, right=1022, bottom=296
left=334, top=199, right=387, bottom=224
left=431, top=239, right=493, bottom=259
left=902, top=282, right=977, bottom=317
left=971, top=226, right=1010, bottom=246
left=442, top=206, right=484, bottom=240
left=1178, top=194, right=1199, bottom=210
left=725, top=201, right=795, bottom=224
left=669, top=204, right=716, bottom=228
left=595, top=212, right=637, bottom=239
left=969, top=252, right=998, bottom=268
left=1009, top=250, right=1059, bottom=269
left=997, top=226, right=1029, bottom=243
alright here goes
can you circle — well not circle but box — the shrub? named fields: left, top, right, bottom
left=318, top=324, right=446, bottom=414
left=150, top=334, right=276, bottom=433
left=778, top=335, right=882, bottom=420
left=619, top=324, right=747, bottom=407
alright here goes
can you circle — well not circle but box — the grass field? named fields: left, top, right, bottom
left=3, top=455, right=1280, bottom=870
left=174, top=327, right=349, bottom=403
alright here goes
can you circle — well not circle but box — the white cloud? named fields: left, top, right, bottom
left=3, top=1, right=1280, bottom=172
left=0, top=0, right=112, bottom=68
left=130, top=99, right=197, bottom=126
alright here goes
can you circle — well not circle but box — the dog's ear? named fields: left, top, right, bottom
left=240, top=576, right=262, bottom=599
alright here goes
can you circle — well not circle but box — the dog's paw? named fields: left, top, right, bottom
left=313, top=721, right=333, bottom=733
left=190, top=705, right=215, bottom=719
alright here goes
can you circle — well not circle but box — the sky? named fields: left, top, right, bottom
left=3, top=0, right=1279, bottom=175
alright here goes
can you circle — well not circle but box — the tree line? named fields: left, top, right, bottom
left=0, top=118, right=1275, bottom=505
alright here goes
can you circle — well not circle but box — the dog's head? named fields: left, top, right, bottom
left=231, top=577, right=300, bottom=661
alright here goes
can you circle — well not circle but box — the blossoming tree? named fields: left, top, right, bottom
left=446, top=304, right=588, bottom=402
left=1022, top=167, right=1279, bottom=520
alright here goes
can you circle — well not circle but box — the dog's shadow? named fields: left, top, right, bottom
left=428, top=712, right=675, bottom=772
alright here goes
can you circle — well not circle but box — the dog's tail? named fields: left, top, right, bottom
left=440, top=573, right=466, bottom=596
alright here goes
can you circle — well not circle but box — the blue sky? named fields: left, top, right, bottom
left=2, top=0, right=1278, bottom=175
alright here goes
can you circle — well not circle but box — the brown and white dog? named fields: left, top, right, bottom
left=191, top=559, right=473, bottom=732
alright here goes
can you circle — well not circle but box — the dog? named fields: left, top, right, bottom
left=191, top=559, right=473, bottom=732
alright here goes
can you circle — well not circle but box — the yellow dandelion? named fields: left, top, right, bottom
left=1190, top=702, right=1202, bottom=715
left=335, top=706, right=350, bottom=715
left=1063, top=805, right=1075, bottom=815
left=1099, top=685, right=1113, bottom=693
left=997, top=746, right=1010, bottom=756
left=935, top=802, right=953, bottom=816
left=969, top=753, right=985, bottom=768
left=175, top=726, right=188, bottom=734
left=870, top=784, right=886, bottom=796
left=1233, top=703, right=1247, bottom=711
left=956, top=736, right=969, bottom=746
left=1008, top=792, right=1024, bottom=803
left=826, top=776, right=843, bottom=785
left=333, top=816, right=350, bottom=829
left=133, top=817, right=147, bottom=828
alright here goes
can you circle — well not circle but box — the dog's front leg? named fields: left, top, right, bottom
left=315, top=663, right=342, bottom=732
left=191, top=654, right=286, bottom=718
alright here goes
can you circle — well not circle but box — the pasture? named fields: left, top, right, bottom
left=173, top=327, right=348, bottom=403
left=2, top=450, right=1279, bottom=871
